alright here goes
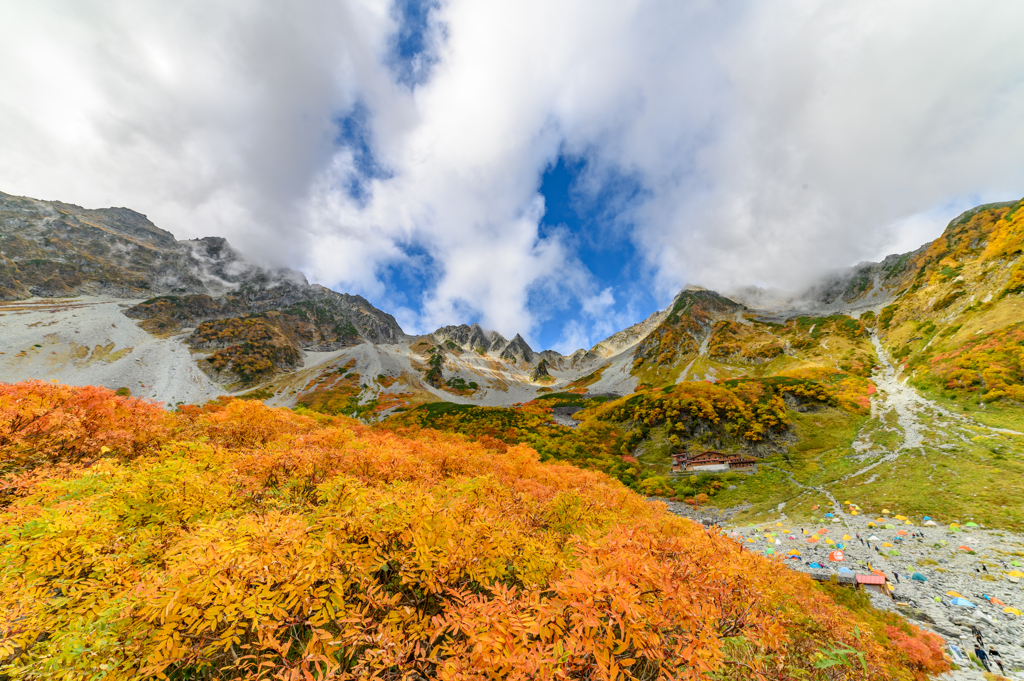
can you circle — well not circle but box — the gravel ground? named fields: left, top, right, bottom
left=0, top=297, right=224, bottom=405
left=727, top=510, right=1024, bottom=679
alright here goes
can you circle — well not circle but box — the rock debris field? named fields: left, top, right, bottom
left=725, top=508, right=1024, bottom=680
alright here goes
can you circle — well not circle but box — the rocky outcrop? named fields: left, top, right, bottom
left=499, top=333, right=535, bottom=365
left=530, top=358, right=550, bottom=381
left=431, top=323, right=495, bottom=354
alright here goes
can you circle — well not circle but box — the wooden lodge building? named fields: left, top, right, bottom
left=671, top=450, right=758, bottom=474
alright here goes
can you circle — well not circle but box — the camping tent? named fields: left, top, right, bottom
left=895, top=515, right=907, bottom=520
left=923, top=516, right=931, bottom=520
left=957, top=545, right=972, bottom=552
left=832, top=518, right=842, bottom=523
left=809, top=562, right=823, bottom=568
left=839, top=567, right=853, bottom=574
left=884, top=524, right=896, bottom=529
left=888, top=550, right=901, bottom=556
left=965, top=522, right=979, bottom=527
left=950, top=597, right=975, bottom=607
left=765, top=548, right=775, bottom=555
left=868, top=535, right=880, bottom=541
left=897, top=530, right=909, bottom=536
left=843, top=534, right=851, bottom=541
left=911, top=573, right=927, bottom=582
left=824, top=513, right=834, bottom=518
left=882, top=542, right=893, bottom=547
left=1004, top=607, right=1022, bottom=616
left=1008, top=570, right=1024, bottom=579
left=923, top=520, right=937, bottom=526
left=946, top=591, right=962, bottom=598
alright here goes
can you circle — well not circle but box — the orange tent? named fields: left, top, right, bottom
left=958, top=545, right=972, bottom=551
left=896, top=530, right=909, bottom=536
left=818, top=529, right=829, bottom=534
left=992, top=598, right=1006, bottom=606
left=828, top=550, right=845, bottom=562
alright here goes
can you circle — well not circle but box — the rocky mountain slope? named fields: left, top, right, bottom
left=3, top=189, right=1024, bottom=427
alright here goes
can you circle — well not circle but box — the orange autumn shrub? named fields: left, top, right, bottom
left=0, top=382, right=946, bottom=680
left=0, top=380, right=169, bottom=471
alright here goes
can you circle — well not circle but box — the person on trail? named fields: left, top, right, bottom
left=974, top=646, right=991, bottom=672
left=988, top=648, right=1004, bottom=675
left=971, top=625, right=984, bottom=648
left=982, top=565, right=988, bottom=573
left=893, top=572, right=899, bottom=584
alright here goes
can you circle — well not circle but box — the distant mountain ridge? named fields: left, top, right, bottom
left=2, top=188, right=1023, bottom=417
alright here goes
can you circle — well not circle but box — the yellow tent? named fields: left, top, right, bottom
left=1008, top=570, right=1024, bottom=579
left=776, top=522, right=783, bottom=527
left=825, top=538, right=835, bottom=545
left=843, top=535, right=851, bottom=541
left=851, top=511, right=859, bottom=516
left=788, top=550, right=801, bottom=556
left=1004, top=607, right=1022, bottom=616
left=946, top=591, right=962, bottom=598
left=905, top=520, right=913, bottom=525
left=882, top=542, right=893, bottom=547
left=803, top=529, right=810, bottom=535
left=866, top=522, right=875, bottom=527
left=811, top=534, right=820, bottom=541
left=895, top=515, right=907, bottom=521
left=747, top=538, right=756, bottom=542
left=882, top=509, right=890, bottom=514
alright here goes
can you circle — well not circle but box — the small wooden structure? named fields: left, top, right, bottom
left=855, top=574, right=889, bottom=595
left=672, top=450, right=758, bottom=473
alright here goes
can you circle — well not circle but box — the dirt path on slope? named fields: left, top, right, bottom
left=677, top=331, right=712, bottom=383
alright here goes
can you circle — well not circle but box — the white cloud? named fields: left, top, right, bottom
left=3, top=1, right=1024, bottom=350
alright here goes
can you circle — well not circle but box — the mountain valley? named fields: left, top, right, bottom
left=6, top=189, right=1024, bottom=678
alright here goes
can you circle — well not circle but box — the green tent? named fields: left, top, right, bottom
left=965, top=522, right=979, bottom=527
left=885, top=524, right=896, bottom=529
left=1012, top=560, right=1023, bottom=567
left=765, top=548, right=775, bottom=555
left=888, top=550, right=901, bottom=556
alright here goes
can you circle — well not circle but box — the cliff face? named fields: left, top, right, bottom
left=0, top=191, right=296, bottom=300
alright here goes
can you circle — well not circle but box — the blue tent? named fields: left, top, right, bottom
left=911, top=572, right=927, bottom=582
left=923, top=516, right=932, bottom=520
left=950, top=597, right=975, bottom=607
left=824, top=513, right=834, bottom=518
left=838, top=567, right=854, bottom=574
left=835, top=543, right=845, bottom=549
left=809, top=562, right=824, bottom=568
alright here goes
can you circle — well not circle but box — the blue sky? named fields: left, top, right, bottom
left=3, top=1, right=1024, bottom=353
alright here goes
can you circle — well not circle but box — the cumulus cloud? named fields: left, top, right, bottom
left=2, top=0, right=1024, bottom=349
